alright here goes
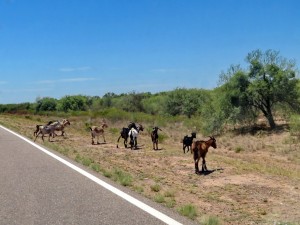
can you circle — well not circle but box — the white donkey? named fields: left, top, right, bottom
left=128, top=124, right=143, bottom=149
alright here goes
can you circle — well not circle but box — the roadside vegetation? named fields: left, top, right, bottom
left=1, top=49, right=300, bottom=224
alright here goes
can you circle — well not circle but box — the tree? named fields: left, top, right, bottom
left=36, top=97, right=57, bottom=112
left=165, top=88, right=208, bottom=117
left=220, top=49, right=299, bottom=129
left=57, top=95, right=88, bottom=112
left=117, top=91, right=149, bottom=112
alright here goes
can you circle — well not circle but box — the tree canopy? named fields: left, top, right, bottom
left=219, top=49, right=299, bottom=129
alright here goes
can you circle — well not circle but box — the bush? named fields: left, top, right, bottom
left=154, top=194, right=165, bottom=203
left=178, top=204, right=198, bottom=220
left=112, top=169, right=133, bottom=186
left=201, top=215, right=222, bottom=225
left=150, top=184, right=161, bottom=192
left=91, top=163, right=100, bottom=172
left=234, top=146, right=244, bottom=153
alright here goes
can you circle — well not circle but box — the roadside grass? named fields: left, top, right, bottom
left=154, top=194, right=165, bottom=203
left=91, top=163, right=101, bottom=172
left=178, top=204, right=198, bottom=220
left=45, top=142, right=70, bottom=156
left=201, top=215, right=222, bottom=225
left=112, top=168, right=133, bottom=187
left=211, top=154, right=299, bottom=179
left=1, top=114, right=300, bottom=225
left=150, top=184, right=161, bottom=192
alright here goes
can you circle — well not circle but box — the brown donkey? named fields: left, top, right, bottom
left=192, top=136, right=217, bottom=174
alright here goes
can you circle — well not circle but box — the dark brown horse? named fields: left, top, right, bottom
left=192, top=136, right=217, bottom=174
left=151, top=126, right=162, bottom=150
left=117, top=127, right=130, bottom=148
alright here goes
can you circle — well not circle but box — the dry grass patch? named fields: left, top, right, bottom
left=1, top=114, right=300, bottom=225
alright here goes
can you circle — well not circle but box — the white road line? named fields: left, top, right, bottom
left=0, top=125, right=183, bottom=225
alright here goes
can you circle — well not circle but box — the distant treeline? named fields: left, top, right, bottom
left=0, top=88, right=211, bottom=117
left=1, top=49, right=300, bottom=134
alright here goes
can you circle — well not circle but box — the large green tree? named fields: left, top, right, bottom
left=220, top=49, right=299, bottom=129
left=35, top=97, right=57, bottom=112
left=165, top=88, right=208, bottom=118
left=57, top=95, right=88, bottom=112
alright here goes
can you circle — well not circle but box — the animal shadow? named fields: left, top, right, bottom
left=93, top=142, right=107, bottom=145
left=132, top=146, right=142, bottom=150
left=197, top=168, right=224, bottom=176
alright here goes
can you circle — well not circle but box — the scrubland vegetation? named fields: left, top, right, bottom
left=1, top=49, right=300, bottom=224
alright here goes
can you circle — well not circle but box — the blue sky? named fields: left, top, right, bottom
left=0, top=0, right=299, bottom=103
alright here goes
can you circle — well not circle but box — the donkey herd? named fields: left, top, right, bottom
left=33, top=119, right=217, bottom=174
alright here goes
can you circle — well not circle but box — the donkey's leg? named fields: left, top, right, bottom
left=124, top=137, right=128, bottom=148
left=91, top=134, right=95, bottom=145
left=48, top=132, right=52, bottom=142
left=195, top=160, right=200, bottom=174
left=129, top=134, right=134, bottom=149
left=34, top=131, right=40, bottom=142
left=193, top=150, right=200, bottom=174
left=202, top=158, right=207, bottom=171
left=134, top=137, right=138, bottom=149
left=117, top=135, right=121, bottom=148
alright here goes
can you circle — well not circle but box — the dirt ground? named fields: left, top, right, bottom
left=1, top=114, right=299, bottom=225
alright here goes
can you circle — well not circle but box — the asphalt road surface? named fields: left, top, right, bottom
left=0, top=125, right=198, bottom=225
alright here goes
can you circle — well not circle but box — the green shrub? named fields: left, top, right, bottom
left=154, top=194, right=165, bottom=203
left=82, top=157, right=93, bottom=166
left=91, top=163, right=100, bottom=172
left=234, top=146, right=244, bottom=153
left=112, top=169, right=133, bottom=186
left=164, top=190, right=175, bottom=198
left=102, top=169, right=112, bottom=178
left=201, top=215, right=222, bottom=225
left=166, top=198, right=176, bottom=208
left=150, top=184, right=161, bottom=192
left=75, top=154, right=82, bottom=163
left=178, top=204, right=198, bottom=220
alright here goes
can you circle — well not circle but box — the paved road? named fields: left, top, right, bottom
left=0, top=125, right=197, bottom=225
